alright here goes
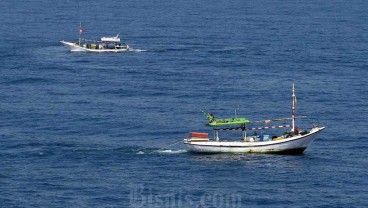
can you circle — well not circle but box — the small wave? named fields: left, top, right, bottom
left=136, top=151, right=145, bottom=154
left=207, top=47, right=247, bottom=53
left=5, top=77, right=50, bottom=85
left=0, top=173, right=8, bottom=179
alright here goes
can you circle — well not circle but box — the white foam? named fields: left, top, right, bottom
left=157, top=149, right=187, bottom=154
left=136, top=151, right=145, bottom=154
left=128, top=48, right=147, bottom=52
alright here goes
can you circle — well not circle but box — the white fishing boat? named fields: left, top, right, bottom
left=61, top=23, right=129, bottom=52
left=183, top=84, right=325, bottom=154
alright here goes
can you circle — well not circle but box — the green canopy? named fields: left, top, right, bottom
left=207, top=117, right=250, bottom=127
left=202, top=111, right=250, bottom=127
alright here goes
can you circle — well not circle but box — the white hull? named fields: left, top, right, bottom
left=60, top=41, right=129, bottom=52
left=184, top=127, right=325, bottom=154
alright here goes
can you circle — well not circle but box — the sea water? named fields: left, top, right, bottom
left=0, top=0, right=367, bottom=207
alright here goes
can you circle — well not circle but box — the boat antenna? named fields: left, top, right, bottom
left=235, top=105, right=239, bottom=118
left=116, top=33, right=120, bottom=38
left=292, top=83, right=297, bottom=132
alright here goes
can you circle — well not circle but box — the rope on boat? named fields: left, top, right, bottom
left=150, top=139, right=183, bottom=154
left=250, top=116, right=307, bottom=123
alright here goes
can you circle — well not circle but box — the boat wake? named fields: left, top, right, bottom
left=135, top=149, right=187, bottom=154
left=156, top=149, right=187, bottom=154
left=128, top=48, right=147, bottom=52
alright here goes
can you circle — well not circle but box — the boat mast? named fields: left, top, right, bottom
left=292, top=83, right=296, bottom=132
left=79, top=21, right=83, bottom=46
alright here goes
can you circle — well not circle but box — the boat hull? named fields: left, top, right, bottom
left=60, top=41, right=129, bottom=52
left=184, top=127, right=325, bottom=154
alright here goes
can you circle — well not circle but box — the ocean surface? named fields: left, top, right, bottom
left=1, top=0, right=368, bottom=207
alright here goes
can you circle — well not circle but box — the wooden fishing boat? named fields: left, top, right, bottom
left=61, top=23, right=129, bottom=52
left=183, top=84, right=325, bottom=154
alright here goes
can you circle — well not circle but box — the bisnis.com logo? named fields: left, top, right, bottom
left=128, top=184, right=242, bottom=208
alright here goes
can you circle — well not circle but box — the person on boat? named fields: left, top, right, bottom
left=294, top=127, right=299, bottom=135
left=259, top=131, right=264, bottom=141
left=209, top=113, right=215, bottom=122
left=284, top=131, right=291, bottom=138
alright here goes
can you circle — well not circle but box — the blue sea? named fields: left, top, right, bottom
left=1, top=0, right=367, bottom=207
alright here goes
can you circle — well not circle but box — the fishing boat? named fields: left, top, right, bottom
left=183, top=85, right=325, bottom=154
left=60, top=23, right=129, bottom=52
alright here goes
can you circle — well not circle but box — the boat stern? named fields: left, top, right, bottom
left=60, top=41, right=86, bottom=52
